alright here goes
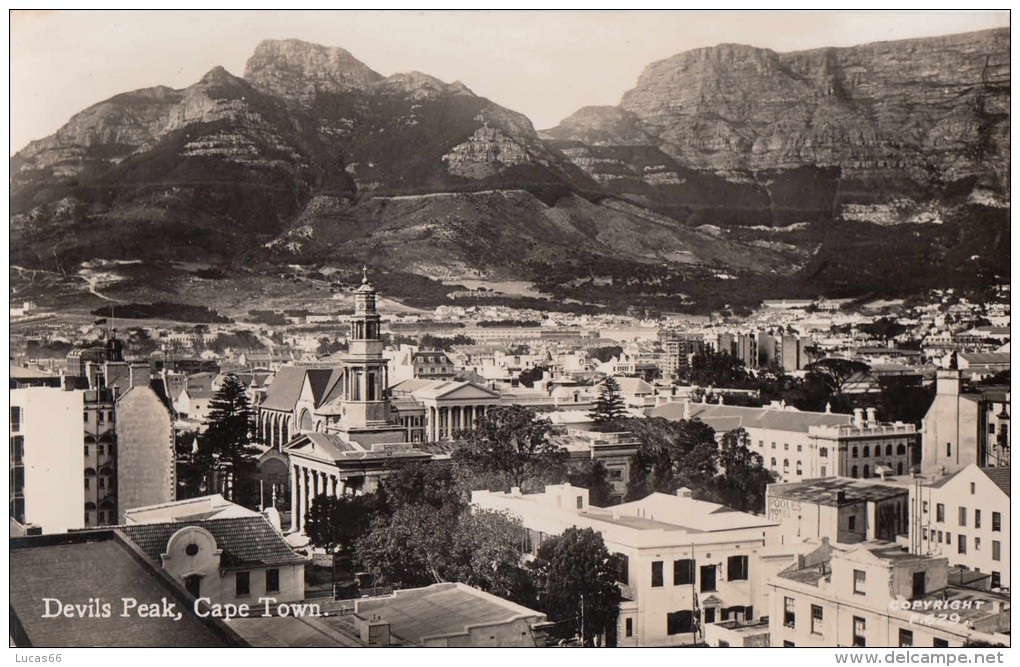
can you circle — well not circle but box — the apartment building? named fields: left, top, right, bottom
left=769, top=541, right=1010, bottom=647
left=471, top=484, right=779, bottom=647
left=912, top=464, right=1010, bottom=589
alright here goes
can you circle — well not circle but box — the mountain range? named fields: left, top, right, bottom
left=10, top=29, right=1010, bottom=316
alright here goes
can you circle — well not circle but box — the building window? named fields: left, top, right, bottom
left=923, top=528, right=928, bottom=541
left=946, top=442, right=951, bottom=457
left=576, top=496, right=583, bottom=509
left=853, top=569, right=866, bottom=595
left=958, top=535, right=966, bottom=554
left=784, top=443, right=789, bottom=451
left=851, top=466, right=858, bottom=478
left=783, top=459, right=789, bottom=474
left=820, top=447, right=828, bottom=457
left=771, top=457, right=777, bottom=470
left=84, top=478, right=90, bottom=489
left=625, top=618, right=633, bottom=637
left=991, top=572, right=1001, bottom=588
left=811, top=604, right=823, bottom=634
left=651, top=561, right=664, bottom=588
left=236, top=571, right=250, bottom=596
left=848, top=515, right=856, bottom=531
left=992, top=541, right=1001, bottom=561
left=700, top=565, right=717, bottom=592
left=727, top=555, right=748, bottom=581
left=992, top=512, right=1001, bottom=531
left=975, top=510, right=981, bottom=529
left=84, top=444, right=90, bottom=456
left=975, top=537, right=981, bottom=551
left=11, top=406, right=21, bottom=432
left=886, top=444, right=893, bottom=456
left=673, top=559, right=694, bottom=586
left=863, top=446, right=870, bottom=458
left=667, top=611, right=693, bottom=636
left=783, top=641, right=795, bottom=647
left=852, top=617, right=866, bottom=647
left=821, top=466, right=827, bottom=477
left=852, top=447, right=859, bottom=458
left=899, top=629, right=914, bottom=647
left=704, top=607, right=716, bottom=624
left=959, top=507, right=967, bottom=526
left=616, top=553, right=629, bottom=585
left=933, top=638, right=949, bottom=648
left=98, top=444, right=105, bottom=456
left=266, top=569, right=280, bottom=593
left=970, top=482, right=976, bottom=494
left=783, top=597, right=795, bottom=628
left=945, top=532, right=951, bottom=544
left=796, top=461, right=803, bottom=476
left=797, top=445, right=802, bottom=452
left=937, top=530, right=943, bottom=542
left=923, top=501, right=928, bottom=513
left=936, top=503, right=945, bottom=522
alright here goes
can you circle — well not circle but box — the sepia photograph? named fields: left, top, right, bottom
left=6, top=7, right=1012, bottom=656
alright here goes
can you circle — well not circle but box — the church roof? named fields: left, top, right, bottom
left=259, top=365, right=307, bottom=412
left=306, top=368, right=343, bottom=406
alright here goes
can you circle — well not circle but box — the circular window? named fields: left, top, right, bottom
left=185, top=543, right=199, bottom=557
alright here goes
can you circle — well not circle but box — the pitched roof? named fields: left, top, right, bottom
left=306, top=368, right=343, bottom=407
left=980, top=467, right=1010, bottom=497
left=652, top=401, right=851, bottom=434
left=769, top=477, right=908, bottom=506
left=119, top=515, right=307, bottom=570
left=10, top=532, right=245, bottom=647
left=259, top=365, right=309, bottom=411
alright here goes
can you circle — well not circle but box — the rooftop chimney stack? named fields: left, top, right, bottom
left=853, top=408, right=865, bottom=427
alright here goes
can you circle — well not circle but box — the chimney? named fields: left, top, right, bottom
left=831, top=490, right=846, bottom=504
left=129, top=363, right=149, bottom=389
left=866, top=407, right=877, bottom=425
left=853, top=408, right=865, bottom=427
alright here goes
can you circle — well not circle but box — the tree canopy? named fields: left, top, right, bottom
left=529, top=527, right=622, bottom=647
left=805, top=358, right=871, bottom=396
left=589, top=376, right=627, bottom=426
left=452, top=405, right=568, bottom=490
left=304, top=493, right=382, bottom=555
left=199, top=374, right=260, bottom=501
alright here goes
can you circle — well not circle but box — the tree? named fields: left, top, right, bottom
left=566, top=460, right=615, bottom=507
left=805, top=358, right=871, bottom=396
left=713, top=429, right=774, bottom=513
left=201, top=374, right=260, bottom=501
left=682, top=349, right=753, bottom=388
left=529, top=527, right=622, bottom=647
left=518, top=365, right=548, bottom=389
left=624, top=417, right=719, bottom=501
left=589, top=377, right=627, bottom=426
left=304, top=493, right=381, bottom=556
left=356, top=504, right=529, bottom=599
left=589, top=345, right=623, bottom=364
left=452, top=405, right=568, bottom=489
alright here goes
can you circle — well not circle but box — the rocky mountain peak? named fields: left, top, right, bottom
left=244, top=38, right=384, bottom=99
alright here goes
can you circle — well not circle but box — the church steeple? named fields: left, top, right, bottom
left=340, top=268, right=390, bottom=429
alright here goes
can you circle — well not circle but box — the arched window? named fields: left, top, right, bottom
left=851, top=466, right=859, bottom=478
left=897, top=462, right=904, bottom=475
left=885, top=444, right=892, bottom=456
left=796, top=461, right=803, bottom=475
left=863, top=446, right=870, bottom=458
left=770, top=457, right=777, bottom=470
left=897, top=444, right=906, bottom=455
left=783, top=459, right=790, bottom=474
left=863, top=465, right=870, bottom=479
left=852, top=447, right=859, bottom=458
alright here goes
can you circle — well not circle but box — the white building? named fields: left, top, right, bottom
left=769, top=540, right=1010, bottom=647
left=9, top=387, right=85, bottom=533
left=912, top=464, right=1010, bottom=589
left=651, top=401, right=918, bottom=482
left=471, top=484, right=779, bottom=647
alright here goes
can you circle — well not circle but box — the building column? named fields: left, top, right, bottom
left=290, top=465, right=299, bottom=532
left=329, top=475, right=337, bottom=497
left=428, top=407, right=436, bottom=441
left=297, top=466, right=308, bottom=532
left=338, top=477, right=347, bottom=496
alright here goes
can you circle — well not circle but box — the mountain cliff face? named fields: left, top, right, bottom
left=544, top=29, right=1010, bottom=225
left=9, top=31, right=1010, bottom=315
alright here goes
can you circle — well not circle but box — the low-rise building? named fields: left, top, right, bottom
left=766, top=478, right=910, bottom=545
left=912, top=464, right=1010, bottom=589
left=472, top=484, right=779, bottom=647
left=351, top=582, right=550, bottom=647
left=652, top=401, right=918, bottom=482
left=921, top=370, right=1010, bottom=474
left=768, top=541, right=1010, bottom=647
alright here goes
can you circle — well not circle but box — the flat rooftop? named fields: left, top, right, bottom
left=769, top=477, right=909, bottom=506
left=353, top=582, right=545, bottom=644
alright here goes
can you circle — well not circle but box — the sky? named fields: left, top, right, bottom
left=9, top=9, right=1011, bottom=154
